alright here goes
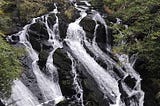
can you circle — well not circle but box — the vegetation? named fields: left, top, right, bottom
left=0, top=35, right=24, bottom=97
left=0, top=0, right=159, bottom=103
left=0, top=0, right=55, bottom=34
left=104, top=0, right=160, bottom=78
left=0, top=0, right=54, bottom=98
left=91, top=0, right=160, bottom=77
left=92, top=0, right=160, bottom=105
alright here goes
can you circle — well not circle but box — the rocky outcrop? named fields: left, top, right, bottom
left=0, top=100, right=5, bottom=106
left=80, top=17, right=96, bottom=41
left=53, top=49, right=76, bottom=100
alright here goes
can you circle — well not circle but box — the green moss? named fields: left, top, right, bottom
left=64, top=7, right=75, bottom=20
left=0, top=34, right=24, bottom=97
left=91, top=1, right=160, bottom=103
left=0, top=0, right=56, bottom=34
left=19, top=0, right=48, bottom=24
left=95, top=0, right=160, bottom=77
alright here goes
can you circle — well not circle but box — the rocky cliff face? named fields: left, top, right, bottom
left=15, top=2, right=112, bottom=105
left=1, top=0, right=150, bottom=106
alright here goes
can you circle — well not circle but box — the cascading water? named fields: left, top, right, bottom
left=67, top=53, right=84, bottom=106
left=6, top=4, right=64, bottom=106
left=7, top=80, right=40, bottom=106
left=65, top=1, right=121, bottom=105
left=4, top=0, right=144, bottom=106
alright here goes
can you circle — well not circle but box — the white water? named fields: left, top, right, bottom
left=117, top=54, right=145, bottom=106
left=65, top=1, right=122, bottom=105
left=114, top=17, right=144, bottom=106
left=65, top=1, right=144, bottom=106
left=67, top=53, right=84, bottom=106
left=4, top=0, right=144, bottom=106
left=7, top=80, right=40, bottom=106
left=92, top=10, right=111, bottom=50
left=45, top=4, right=63, bottom=82
left=6, top=4, right=64, bottom=106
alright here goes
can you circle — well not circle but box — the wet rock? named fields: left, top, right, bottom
left=96, top=23, right=106, bottom=43
left=28, top=22, right=50, bottom=52
left=80, top=17, right=96, bottom=40
left=10, top=35, right=19, bottom=44
left=57, top=101, right=67, bottom=106
left=47, top=14, right=57, bottom=29
left=38, top=50, right=49, bottom=69
left=28, top=35, right=42, bottom=52
left=76, top=64, right=110, bottom=106
left=124, top=75, right=136, bottom=89
left=21, top=55, right=44, bottom=102
left=29, top=22, right=49, bottom=40
left=58, top=15, right=69, bottom=39
left=0, top=100, right=5, bottom=106
left=58, top=7, right=80, bottom=39
left=53, top=49, right=76, bottom=99
left=95, top=22, right=108, bottom=52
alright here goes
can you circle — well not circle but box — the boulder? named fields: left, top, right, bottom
left=0, top=100, right=5, bottom=106
left=80, top=17, right=96, bottom=41
left=53, top=49, right=76, bottom=102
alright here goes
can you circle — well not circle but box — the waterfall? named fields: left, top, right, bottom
left=4, top=0, right=144, bottom=106
left=7, top=80, right=40, bottom=106
left=6, top=4, right=64, bottom=106
left=67, top=53, right=84, bottom=106
left=65, top=1, right=122, bottom=105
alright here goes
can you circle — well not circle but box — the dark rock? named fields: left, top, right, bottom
left=29, top=22, right=49, bottom=40
left=96, top=23, right=106, bottom=43
left=47, top=14, right=56, bottom=29
left=57, top=101, right=68, bottom=106
left=0, top=100, right=5, bottom=106
left=58, top=15, right=69, bottom=39
left=95, top=22, right=109, bottom=52
left=80, top=17, right=96, bottom=40
left=53, top=49, right=76, bottom=99
left=27, top=19, right=57, bottom=53
left=76, top=63, right=110, bottom=106
left=80, top=17, right=96, bottom=33
left=28, top=35, right=42, bottom=52
left=10, top=35, right=19, bottom=44
left=108, top=27, right=114, bottom=46
left=134, top=57, right=148, bottom=78
left=21, top=55, right=45, bottom=102
left=38, top=50, right=49, bottom=69
left=124, top=75, right=136, bottom=89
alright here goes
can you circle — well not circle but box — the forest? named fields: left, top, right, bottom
left=0, top=0, right=160, bottom=106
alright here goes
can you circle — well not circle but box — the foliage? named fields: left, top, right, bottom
left=18, top=0, right=48, bottom=24
left=0, top=35, right=24, bottom=98
left=0, top=0, right=56, bottom=98
left=0, top=0, right=55, bottom=34
left=64, top=7, right=75, bottom=19
left=91, top=0, right=160, bottom=104
left=0, top=0, right=14, bottom=34
left=99, top=0, right=160, bottom=78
